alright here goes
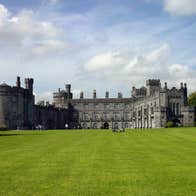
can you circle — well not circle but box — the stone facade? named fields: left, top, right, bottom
left=53, top=79, right=195, bottom=129
left=0, top=77, right=195, bottom=129
left=34, top=101, right=67, bottom=129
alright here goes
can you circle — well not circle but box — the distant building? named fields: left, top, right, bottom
left=0, top=77, right=195, bottom=129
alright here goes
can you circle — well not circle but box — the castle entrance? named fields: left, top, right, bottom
left=103, top=122, right=109, bottom=129
left=172, top=119, right=181, bottom=126
left=46, top=119, right=55, bottom=129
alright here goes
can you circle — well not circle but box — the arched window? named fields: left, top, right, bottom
left=93, top=123, right=97, bottom=129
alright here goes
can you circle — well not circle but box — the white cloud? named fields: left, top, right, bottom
left=32, top=40, right=67, bottom=56
left=0, top=4, right=8, bottom=24
left=164, top=0, right=196, bottom=15
left=47, top=0, right=61, bottom=5
left=0, top=2, right=195, bottom=100
left=84, top=51, right=129, bottom=71
left=83, top=44, right=196, bottom=93
left=35, top=91, right=53, bottom=102
left=124, top=43, right=170, bottom=73
left=0, top=4, right=63, bottom=51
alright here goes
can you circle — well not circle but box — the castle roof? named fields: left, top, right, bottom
left=0, top=83, right=10, bottom=87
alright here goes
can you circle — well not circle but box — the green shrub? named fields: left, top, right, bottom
left=0, top=124, right=8, bottom=131
left=166, top=121, right=175, bottom=128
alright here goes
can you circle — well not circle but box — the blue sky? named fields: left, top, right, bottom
left=0, top=0, right=196, bottom=101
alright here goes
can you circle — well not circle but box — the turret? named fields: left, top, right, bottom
left=25, top=78, right=34, bottom=94
left=146, top=79, right=161, bottom=96
left=65, top=84, right=72, bottom=99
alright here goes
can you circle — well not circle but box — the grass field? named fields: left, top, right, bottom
left=0, top=128, right=196, bottom=196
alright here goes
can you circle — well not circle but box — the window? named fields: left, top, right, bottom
left=84, top=104, right=88, bottom=109
left=151, top=107, right=154, bottom=114
left=124, top=113, right=129, bottom=120
left=133, top=112, right=136, bottom=117
left=144, top=108, right=147, bottom=115
left=93, top=123, right=97, bottom=129
left=138, top=111, right=141, bottom=116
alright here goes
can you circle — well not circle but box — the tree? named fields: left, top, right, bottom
left=188, top=92, right=196, bottom=127
left=188, top=92, right=196, bottom=107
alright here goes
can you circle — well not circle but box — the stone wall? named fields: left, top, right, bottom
left=34, top=104, right=67, bottom=129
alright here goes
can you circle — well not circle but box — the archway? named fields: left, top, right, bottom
left=46, top=119, right=55, bottom=129
left=103, top=122, right=109, bottom=129
left=172, top=119, right=181, bottom=127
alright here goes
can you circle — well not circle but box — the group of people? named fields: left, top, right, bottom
left=112, top=128, right=126, bottom=132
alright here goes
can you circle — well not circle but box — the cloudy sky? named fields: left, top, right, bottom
left=0, top=0, right=196, bottom=101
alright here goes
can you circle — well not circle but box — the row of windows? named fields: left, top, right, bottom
left=74, top=103, right=132, bottom=109
left=169, top=103, right=181, bottom=115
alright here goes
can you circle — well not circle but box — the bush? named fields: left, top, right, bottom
left=0, top=124, right=8, bottom=131
left=166, top=121, right=175, bottom=128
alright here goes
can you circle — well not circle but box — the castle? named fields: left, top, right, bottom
left=0, top=77, right=195, bottom=130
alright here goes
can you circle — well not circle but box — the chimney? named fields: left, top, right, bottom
left=93, top=90, right=96, bottom=99
left=118, top=92, right=123, bottom=98
left=16, top=76, right=21, bottom=88
left=65, top=84, right=71, bottom=93
left=25, top=78, right=28, bottom=89
left=164, top=82, right=167, bottom=89
left=24, top=78, right=34, bottom=94
left=105, top=91, right=109, bottom=98
left=80, top=91, right=84, bottom=99
left=180, top=82, right=183, bottom=89
left=184, top=83, right=187, bottom=89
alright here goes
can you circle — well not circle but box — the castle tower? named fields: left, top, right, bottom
left=25, top=78, right=34, bottom=94
left=146, top=79, right=161, bottom=97
left=65, top=84, right=73, bottom=99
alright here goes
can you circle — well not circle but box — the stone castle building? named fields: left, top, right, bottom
left=0, top=77, right=66, bottom=130
left=53, top=79, right=194, bottom=129
left=0, top=77, right=195, bottom=129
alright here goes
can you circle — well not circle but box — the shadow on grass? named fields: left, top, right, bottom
left=0, top=133, right=45, bottom=137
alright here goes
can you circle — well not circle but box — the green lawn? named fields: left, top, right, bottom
left=0, top=128, right=196, bottom=196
